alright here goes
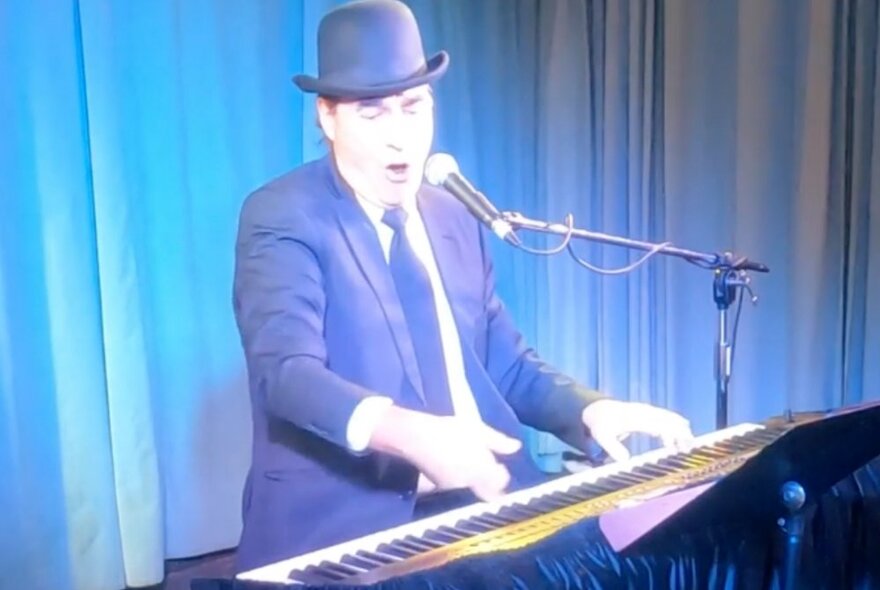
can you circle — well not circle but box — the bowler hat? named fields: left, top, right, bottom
left=293, top=0, right=448, bottom=99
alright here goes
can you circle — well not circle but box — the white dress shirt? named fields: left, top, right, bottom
left=344, top=193, right=484, bottom=492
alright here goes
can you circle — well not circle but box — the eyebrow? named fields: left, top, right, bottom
left=401, top=95, right=426, bottom=107
left=356, top=98, right=384, bottom=110
left=355, top=89, right=433, bottom=111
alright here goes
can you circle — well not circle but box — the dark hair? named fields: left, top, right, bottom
left=315, top=96, right=340, bottom=145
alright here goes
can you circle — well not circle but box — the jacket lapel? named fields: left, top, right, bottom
left=419, top=193, right=522, bottom=434
left=322, top=157, right=426, bottom=402
left=417, top=192, right=471, bottom=334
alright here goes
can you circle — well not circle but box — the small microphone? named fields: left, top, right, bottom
left=424, top=153, right=519, bottom=244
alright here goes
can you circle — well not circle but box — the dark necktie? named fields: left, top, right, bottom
left=382, top=207, right=454, bottom=416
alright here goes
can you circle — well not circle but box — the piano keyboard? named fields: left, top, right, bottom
left=237, top=421, right=788, bottom=586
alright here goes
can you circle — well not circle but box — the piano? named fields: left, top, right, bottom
left=236, top=420, right=792, bottom=587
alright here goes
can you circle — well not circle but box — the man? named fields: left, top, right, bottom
left=232, top=0, right=692, bottom=573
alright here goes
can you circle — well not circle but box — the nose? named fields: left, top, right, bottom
left=383, top=108, right=410, bottom=152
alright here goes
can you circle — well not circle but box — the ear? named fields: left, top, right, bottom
left=316, top=98, right=337, bottom=143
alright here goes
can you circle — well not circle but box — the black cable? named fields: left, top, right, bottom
left=509, top=214, right=575, bottom=256
left=728, top=283, right=746, bottom=373
left=566, top=239, right=672, bottom=275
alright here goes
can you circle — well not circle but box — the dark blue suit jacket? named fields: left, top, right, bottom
left=232, top=155, right=604, bottom=572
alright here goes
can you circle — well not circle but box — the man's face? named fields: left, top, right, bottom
left=318, top=85, right=435, bottom=208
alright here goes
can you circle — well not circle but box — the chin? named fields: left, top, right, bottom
left=385, top=182, right=419, bottom=201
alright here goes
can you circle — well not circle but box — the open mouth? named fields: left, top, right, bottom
left=387, top=163, right=409, bottom=174
left=385, top=163, right=410, bottom=182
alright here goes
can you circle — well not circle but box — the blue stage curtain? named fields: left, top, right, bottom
left=0, top=1, right=339, bottom=587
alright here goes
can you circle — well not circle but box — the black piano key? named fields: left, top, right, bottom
left=656, top=459, right=682, bottom=470
left=523, top=498, right=555, bottom=512
left=498, top=504, right=542, bottom=521
left=318, top=560, right=362, bottom=577
left=389, top=540, right=426, bottom=556
left=598, top=476, right=631, bottom=488
left=570, top=483, right=612, bottom=496
left=633, top=464, right=670, bottom=477
left=546, top=493, right=577, bottom=506
left=526, top=496, right=569, bottom=511
left=340, top=553, right=383, bottom=570
left=606, top=472, right=645, bottom=485
left=356, top=549, right=398, bottom=564
left=471, top=513, right=511, bottom=527
left=289, top=567, right=340, bottom=585
left=405, top=534, right=444, bottom=549
left=716, top=439, right=753, bottom=452
left=659, top=456, right=701, bottom=469
left=456, top=519, right=494, bottom=534
left=549, top=490, right=586, bottom=505
left=438, top=525, right=475, bottom=539
left=590, top=478, right=628, bottom=492
left=507, top=503, right=545, bottom=517
left=377, top=542, right=417, bottom=559
left=393, top=538, right=431, bottom=553
left=742, top=436, right=769, bottom=448
left=686, top=456, right=713, bottom=466
left=694, top=447, right=729, bottom=459
left=570, top=482, right=619, bottom=498
left=631, top=466, right=655, bottom=478
left=497, top=505, right=532, bottom=522
left=296, top=565, right=347, bottom=582
left=662, top=452, right=695, bottom=462
left=709, top=448, right=739, bottom=459
left=306, top=564, right=347, bottom=581
left=734, top=428, right=768, bottom=444
left=424, top=529, right=464, bottom=543
left=562, top=486, right=597, bottom=501
left=579, top=480, right=619, bottom=493
left=628, top=470, right=656, bottom=481
left=594, top=477, right=629, bottom=490
left=732, top=438, right=761, bottom=450
left=751, top=431, right=782, bottom=444
left=725, top=436, right=756, bottom=448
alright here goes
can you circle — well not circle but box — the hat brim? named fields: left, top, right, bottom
left=292, top=51, right=449, bottom=99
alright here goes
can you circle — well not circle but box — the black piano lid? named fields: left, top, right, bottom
left=609, top=401, right=880, bottom=555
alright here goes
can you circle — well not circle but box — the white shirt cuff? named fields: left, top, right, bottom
left=346, top=396, right=394, bottom=452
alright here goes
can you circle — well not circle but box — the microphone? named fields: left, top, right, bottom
left=424, top=153, right=520, bottom=244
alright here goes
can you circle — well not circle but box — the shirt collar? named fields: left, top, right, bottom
left=354, top=191, right=418, bottom=228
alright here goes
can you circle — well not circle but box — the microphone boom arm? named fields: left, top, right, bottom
left=501, top=209, right=769, bottom=431
left=501, top=211, right=769, bottom=273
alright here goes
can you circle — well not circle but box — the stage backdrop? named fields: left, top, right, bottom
left=1, top=1, right=878, bottom=589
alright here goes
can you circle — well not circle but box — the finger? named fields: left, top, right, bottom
left=471, top=462, right=511, bottom=501
left=660, top=432, right=680, bottom=450
left=592, top=432, right=631, bottom=463
left=659, top=417, right=694, bottom=451
left=479, top=423, right=522, bottom=456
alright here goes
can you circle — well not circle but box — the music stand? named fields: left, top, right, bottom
left=599, top=401, right=880, bottom=590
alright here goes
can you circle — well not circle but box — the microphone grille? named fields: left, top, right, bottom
left=424, top=153, right=460, bottom=186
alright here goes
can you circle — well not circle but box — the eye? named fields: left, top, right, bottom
left=402, top=99, right=427, bottom=115
left=359, top=108, right=383, bottom=120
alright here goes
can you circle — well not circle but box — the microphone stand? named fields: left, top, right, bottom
left=501, top=211, right=770, bottom=430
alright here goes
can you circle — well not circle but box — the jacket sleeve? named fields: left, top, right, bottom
left=478, top=228, right=607, bottom=453
left=233, top=188, right=376, bottom=450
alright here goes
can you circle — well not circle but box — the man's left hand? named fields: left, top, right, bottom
left=582, top=399, right=694, bottom=463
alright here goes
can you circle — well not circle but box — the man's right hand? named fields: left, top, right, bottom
left=367, top=405, right=521, bottom=501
